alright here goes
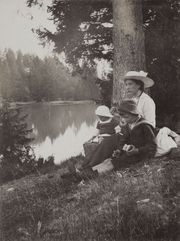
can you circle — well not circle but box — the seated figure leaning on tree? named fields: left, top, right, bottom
left=82, top=70, right=156, bottom=167
left=81, top=100, right=157, bottom=174
left=113, top=70, right=156, bottom=127
left=111, top=71, right=180, bottom=153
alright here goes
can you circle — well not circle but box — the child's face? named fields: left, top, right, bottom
left=120, top=113, right=137, bottom=124
left=98, top=115, right=111, bottom=121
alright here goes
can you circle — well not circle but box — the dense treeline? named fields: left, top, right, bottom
left=27, top=0, right=180, bottom=123
left=0, top=49, right=99, bottom=102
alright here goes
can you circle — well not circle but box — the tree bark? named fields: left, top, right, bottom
left=112, top=0, right=146, bottom=104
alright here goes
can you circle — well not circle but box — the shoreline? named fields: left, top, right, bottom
left=12, top=100, right=96, bottom=106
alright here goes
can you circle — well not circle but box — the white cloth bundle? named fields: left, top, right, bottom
left=155, top=127, right=177, bottom=157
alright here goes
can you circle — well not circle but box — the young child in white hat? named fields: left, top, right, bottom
left=82, top=105, right=119, bottom=161
left=92, top=105, right=119, bottom=143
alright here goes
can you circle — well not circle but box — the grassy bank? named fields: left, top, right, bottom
left=0, top=156, right=180, bottom=241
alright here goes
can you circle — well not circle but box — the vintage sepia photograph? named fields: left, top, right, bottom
left=0, top=0, right=180, bottom=240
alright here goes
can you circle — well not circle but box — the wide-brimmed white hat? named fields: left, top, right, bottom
left=124, top=71, right=154, bottom=88
left=95, top=105, right=113, bottom=118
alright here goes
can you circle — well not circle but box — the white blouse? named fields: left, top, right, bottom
left=133, top=92, right=156, bottom=128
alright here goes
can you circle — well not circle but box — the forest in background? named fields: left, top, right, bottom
left=26, top=0, right=180, bottom=125
left=0, top=48, right=99, bottom=102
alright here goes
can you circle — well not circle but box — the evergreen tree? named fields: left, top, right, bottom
left=26, top=0, right=180, bottom=120
left=0, top=57, right=12, bottom=99
left=0, top=102, right=33, bottom=161
left=0, top=102, right=36, bottom=182
left=16, top=50, right=31, bottom=101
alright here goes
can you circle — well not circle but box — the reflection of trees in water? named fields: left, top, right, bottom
left=24, top=103, right=97, bottom=144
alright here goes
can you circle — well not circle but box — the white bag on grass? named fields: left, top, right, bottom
left=155, top=127, right=177, bottom=157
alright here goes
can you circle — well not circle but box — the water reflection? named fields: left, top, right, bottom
left=23, top=103, right=97, bottom=164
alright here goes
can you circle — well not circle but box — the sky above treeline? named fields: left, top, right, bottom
left=0, top=0, right=55, bottom=58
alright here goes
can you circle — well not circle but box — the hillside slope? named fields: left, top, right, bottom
left=0, top=156, right=180, bottom=241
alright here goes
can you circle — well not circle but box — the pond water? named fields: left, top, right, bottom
left=23, top=102, right=97, bottom=164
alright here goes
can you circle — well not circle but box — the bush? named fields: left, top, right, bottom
left=0, top=102, right=55, bottom=184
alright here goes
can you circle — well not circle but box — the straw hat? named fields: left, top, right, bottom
left=124, top=71, right=154, bottom=88
left=95, top=105, right=113, bottom=118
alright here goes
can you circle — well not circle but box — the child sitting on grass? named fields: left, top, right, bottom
left=91, top=105, right=119, bottom=143
left=83, top=105, right=119, bottom=160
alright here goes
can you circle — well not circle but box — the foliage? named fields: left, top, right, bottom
left=95, top=73, right=113, bottom=108
left=27, top=0, right=113, bottom=69
left=0, top=102, right=33, bottom=159
left=0, top=156, right=179, bottom=241
left=26, top=0, right=113, bottom=105
left=0, top=102, right=34, bottom=182
left=0, top=49, right=99, bottom=102
left=26, top=0, right=180, bottom=120
left=0, top=102, right=55, bottom=183
left=143, top=0, right=180, bottom=121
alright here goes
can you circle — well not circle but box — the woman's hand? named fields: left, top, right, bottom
left=119, top=117, right=127, bottom=127
left=124, top=145, right=139, bottom=156
left=112, top=149, right=122, bottom=158
left=122, top=144, right=133, bottom=152
left=98, top=136, right=104, bottom=143
left=110, top=106, right=118, bottom=115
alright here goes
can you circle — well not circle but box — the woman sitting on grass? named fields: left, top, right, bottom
left=118, top=70, right=156, bottom=127
left=84, top=70, right=155, bottom=164
left=111, top=70, right=180, bottom=157
left=83, top=100, right=157, bottom=174
left=62, top=100, right=157, bottom=179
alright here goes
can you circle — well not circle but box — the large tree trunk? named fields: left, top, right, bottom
left=112, top=0, right=146, bottom=104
